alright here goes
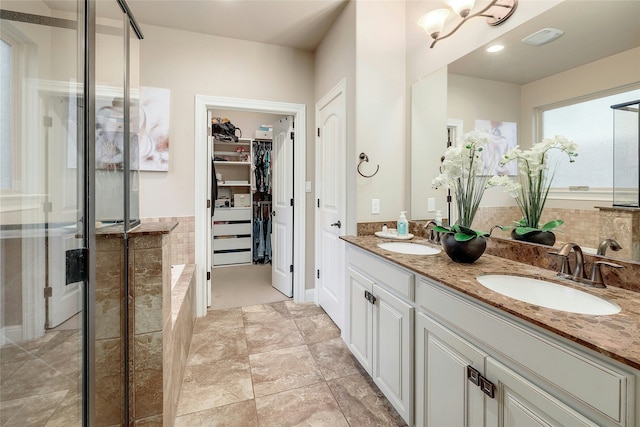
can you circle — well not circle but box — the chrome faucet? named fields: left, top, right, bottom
left=597, top=238, right=622, bottom=256
left=423, top=220, right=441, bottom=244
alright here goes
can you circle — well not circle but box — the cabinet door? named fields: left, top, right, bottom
left=416, top=312, right=487, bottom=427
left=373, top=284, right=413, bottom=424
left=485, top=358, right=599, bottom=427
left=347, top=267, right=373, bottom=372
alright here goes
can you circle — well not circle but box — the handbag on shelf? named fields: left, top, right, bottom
left=211, top=117, right=242, bottom=142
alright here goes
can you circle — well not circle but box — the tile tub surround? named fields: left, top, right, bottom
left=342, top=235, right=640, bottom=371
left=165, top=264, right=197, bottom=427
left=95, top=222, right=182, bottom=425
left=598, top=206, right=640, bottom=261
left=142, top=216, right=195, bottom=265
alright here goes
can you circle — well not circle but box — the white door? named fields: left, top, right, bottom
left=45, top=92, right=83, bottom=328
left=271, top=116, right=294, bottom=297
left=316, top=81, right=346, bottom=329
left=206, top=111, right=213, bottom=306
left=47, top=233, right=83, bottom=327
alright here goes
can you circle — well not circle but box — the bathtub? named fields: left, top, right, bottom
left=171, top=264, right=185, bottom=290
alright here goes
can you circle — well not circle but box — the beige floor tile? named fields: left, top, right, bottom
left=174, top=400, right=258, bottom=427
left=0, top=358, right=77, bottom=402
left=308, top=337, right=364, bottom=381
left=328, top=373, right=408, bottom=427
left=244, top=319, right=304, bottom=354
left=1, top=390, right=68, bottom=427
left=195, top=308, right=244, bottom=334
left=186, top=327, right=247, bottom=365
left=255, top=382, right=349, bottom=427
left=249, top=345, right=324, bottom=398
left=177, top=357, right=254, bottom=416
left=284, top=301, right=326, bottom=318
left=294, top=313, right=341, bottom=345
left=241, top=302, right=290, bottom=326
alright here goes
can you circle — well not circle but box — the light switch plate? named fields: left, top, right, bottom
left=427, top=197, right=435, bottom=212
left=372, top=198, right=380, bottom=214
left=305, top=181, right=312, bottom=193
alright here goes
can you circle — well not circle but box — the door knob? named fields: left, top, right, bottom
left=330, top=220, right=341, bottom=229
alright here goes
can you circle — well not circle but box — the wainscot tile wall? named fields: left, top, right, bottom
left=142, top=216, right=195, bottom=265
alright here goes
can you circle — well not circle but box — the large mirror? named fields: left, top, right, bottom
left=411, top=0, right=640, bottom=261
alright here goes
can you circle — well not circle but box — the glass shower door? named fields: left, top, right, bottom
left=0, top=1, right=88, bottom=425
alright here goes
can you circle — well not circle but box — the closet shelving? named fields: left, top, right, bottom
left=212, top=137, right=253, bottom=266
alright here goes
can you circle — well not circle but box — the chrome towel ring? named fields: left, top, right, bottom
left=357, top=152, right=379, bottom=178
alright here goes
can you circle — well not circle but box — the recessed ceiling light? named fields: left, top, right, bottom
left=486, top=44, right=504, bottom=53
left=521, top=28, right=565, bottom=46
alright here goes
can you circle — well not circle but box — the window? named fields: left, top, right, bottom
left=539, top=87, right=640, bottom=198
left=1, top=39, right=12, bottom=190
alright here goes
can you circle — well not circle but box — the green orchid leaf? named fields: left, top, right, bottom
left=541, top=219, right=564, bottom=232
left=514, top=226, right=539, bottom=235
left=434, top=225, right=452, bottom=234
left=457, top=224, right=476, bottom=235
left=454, top=232, right=474, bottom=242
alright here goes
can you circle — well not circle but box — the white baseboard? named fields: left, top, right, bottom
left=0, top=325, right=23, bottom=346
left=304, top=288, right=316, bottom=303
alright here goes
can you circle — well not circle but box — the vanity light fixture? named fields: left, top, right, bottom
left=418, top=0, right=518, bottom=48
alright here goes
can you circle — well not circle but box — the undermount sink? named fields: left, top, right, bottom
left=377, top=242, right=441, bottom=255
left=476, top=274, right=621, bottom=316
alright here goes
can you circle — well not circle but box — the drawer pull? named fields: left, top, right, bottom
left=467, top=365, right=480, bottom=386
left=479, top=375, right=495, bottom=399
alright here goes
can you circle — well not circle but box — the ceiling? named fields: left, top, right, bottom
left=446, top=0, right=640, bottom=85
left=123, top=0, right=349, bottom=50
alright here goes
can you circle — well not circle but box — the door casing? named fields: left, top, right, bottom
left=194, top=95, right=307, bottom=316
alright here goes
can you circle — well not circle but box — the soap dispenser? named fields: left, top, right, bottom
left=397, top=211, right=408, bottom=236
left=435, top=210, right=443, bottom=226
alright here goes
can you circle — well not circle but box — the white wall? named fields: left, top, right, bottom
left=355, top=0, right=407, bottom=222
left=314, top=1, right=356, bottom=234
left=138, top=24, right=315, bottom=218
left=447, top=74, right=521, bottom=208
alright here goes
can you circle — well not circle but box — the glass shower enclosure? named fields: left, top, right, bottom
left=0, top=0, right=141, bottom=424
left=612, top=99, right=640, bottom=207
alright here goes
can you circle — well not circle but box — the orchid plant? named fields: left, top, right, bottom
left=432, top=130, right=493, bottom=241
left=489, top=135, right=578, bottom=236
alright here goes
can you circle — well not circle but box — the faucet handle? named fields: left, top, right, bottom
left=548, top=251, right=572, bottom=276
left=589, top=261, right=623, bottom=288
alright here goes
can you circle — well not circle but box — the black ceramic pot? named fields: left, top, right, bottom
left=440, top=234, right=487, bottom=264
left=511, top=229, right=556, bottom=246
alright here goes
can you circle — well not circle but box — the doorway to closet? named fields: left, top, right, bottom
left=194, top=96, right=307, bottom=317
left=208, top=110, right=293, bottom=310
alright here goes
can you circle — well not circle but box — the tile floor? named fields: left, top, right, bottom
left=174, top=301, right=408, bottom=427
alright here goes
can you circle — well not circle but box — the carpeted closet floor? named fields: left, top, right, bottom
left=210, top=264, right=291, bottom=310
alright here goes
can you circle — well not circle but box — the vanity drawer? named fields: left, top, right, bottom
left=418, top=277, right=633, bottom=426
left=348, top=247, right=414, bottom=301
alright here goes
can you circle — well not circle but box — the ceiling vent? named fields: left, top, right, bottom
left=521, top=28, right=565, bottom=46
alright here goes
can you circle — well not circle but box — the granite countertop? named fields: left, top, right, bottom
left=342, top=235, right=640, bottom=371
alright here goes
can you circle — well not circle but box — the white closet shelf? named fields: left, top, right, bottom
left=219, top=183, right=251, bottom=187
left=213, top=161, right=250, bottom=166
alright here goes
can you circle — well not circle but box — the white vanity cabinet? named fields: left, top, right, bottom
left=346, top=247, right=414, bottom=424
left=416, top=276, right=637, bottom=427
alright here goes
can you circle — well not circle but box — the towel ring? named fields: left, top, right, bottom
left=357, top=152, right=379, bottom=178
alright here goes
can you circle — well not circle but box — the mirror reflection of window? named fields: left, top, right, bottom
left=1, top=39, right=12, bottom=190
left=540, top=88, right=640, bottom=195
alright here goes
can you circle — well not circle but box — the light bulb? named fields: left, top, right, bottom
left=417, top=8, right=451, bottom=39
